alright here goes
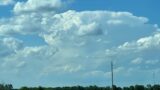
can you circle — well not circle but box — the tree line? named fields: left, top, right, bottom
left=1, top=84, right=160, bottom=90
left=19, top=85, right=160, bottom=90
left=0, top=83, right=13, bottom=90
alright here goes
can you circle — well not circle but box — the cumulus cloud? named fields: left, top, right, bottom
left=0, top=0, right=14, bottom=5
left=0, top=4, right=160, bottom=86
left=105, top=32, right=160, bottom=71
left=118, top=33, right=160, bottom=51
left=0, top=37, right=23, bottom=57
left=14, top=0, right=63, bottom=14
left=131, top=58, right=143, bottom=64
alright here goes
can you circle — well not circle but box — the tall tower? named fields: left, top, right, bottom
left=153, top=72, right=155, bottom=85
left=111, top=61, right=114, bottom=90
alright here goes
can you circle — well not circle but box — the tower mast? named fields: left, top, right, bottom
left=111, top=61, right=114, bottom=90
left=153, top=72, right=155, bottom=85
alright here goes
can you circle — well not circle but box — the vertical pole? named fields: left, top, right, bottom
left=153, top=72, right=155, bottom=85
left=111, top=61, right=114, bottom=90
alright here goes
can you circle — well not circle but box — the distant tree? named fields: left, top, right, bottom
left=38, top=86, right=44, bottom=90
left=105, top=86, right=111, bottom=90
left=146, top=84, right=152, bottom=90
left=0, top=83, right=13, bottom=90
left=54, top=87, right=61, bottom=90
left=20, top=86, right=29, bottom=90
left=135, top=85, right=145, bottom=90
left=112, top=85, right=117, bottom=90
left=117, top=87, right=122, bottom=90
left=89, top=85, right=98, bottom=90
left=123, top=87, right=129, bottom=90
left=15, top=84, right=160, bottom=90
left=153, top=85, right=160, bottom=90
left=129, top=86, right=134, bottom=90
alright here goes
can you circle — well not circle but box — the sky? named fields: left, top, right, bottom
left=0, top=0, right=160, bottom=88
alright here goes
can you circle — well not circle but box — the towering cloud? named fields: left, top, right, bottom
left=0, top=0, right=159, bottom=87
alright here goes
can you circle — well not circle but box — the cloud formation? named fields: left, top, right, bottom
left=0, top=0, right=160, bottom=87
left=14, top=0, right=63, bottom=14
left=0, top=0, right=14, bottom=5
left=0, top=37, right=23, bottom=57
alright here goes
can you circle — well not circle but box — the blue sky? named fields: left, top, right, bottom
left=0, top=0, right=160, bottom=88
left=1, top=0, right=160, bottom=24
left=73, top=0, right=160, bottom=24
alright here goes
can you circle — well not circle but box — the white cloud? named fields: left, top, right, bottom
left=37, top=10, right=155, bottom=47
left=14, top=0, right=63, bottom=13
left=2, top=37, right=23, bottom=50
left=131, top=58, right=143, bottom=64
left=104, top=32, right=160, bottom=74
left=118, top=33, right=160, bottom=51
left=145, top=60, right=159, bottom=65
left=0, top=8, right=160, bottom=86
left=0, top=0, right=14, bottom=5
left=0, top=37, right=23, bottom=57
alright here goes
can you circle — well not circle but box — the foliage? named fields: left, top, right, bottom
left=0, top=83, right=13, bottom=90
left=1, top=83, right=160, bottom=90
left=19, top=84, right=160, bottom=90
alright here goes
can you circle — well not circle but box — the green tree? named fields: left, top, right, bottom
left=129, top=86, right=134, bottom=90
left=123, top=87, right=129, bottom=90
left=20, top=86, right=29, bottom=90
left=135, top=85, right=145, bottom=90
left=153, top=85, right=160, bottom=90
left=0, top=83, right=13, bottom=90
